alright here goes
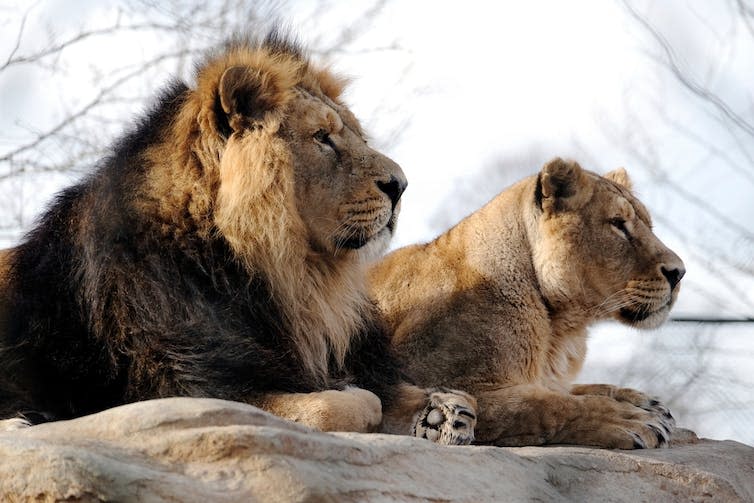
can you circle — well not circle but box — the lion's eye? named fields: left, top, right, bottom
left=314, top=129, right=334, bottom=148
left=314, top=128, right=340, bottom=160
left=609, top=217, right=629, bottom=236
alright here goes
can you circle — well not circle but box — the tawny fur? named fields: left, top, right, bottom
left=0, top=249, right=9, bottom=336
left=0, top=34, right=478, bottom=444
left=370, top=158, right=687, bottom=449
left=0, top=249, right=9, bottom=288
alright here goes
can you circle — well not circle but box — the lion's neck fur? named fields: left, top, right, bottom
left=214, top=131, right=367, bottom=384
left=138, top=92, right=366, bottom=386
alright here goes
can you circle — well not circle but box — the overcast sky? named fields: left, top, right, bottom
left=1, top=0, right=753, bottom=318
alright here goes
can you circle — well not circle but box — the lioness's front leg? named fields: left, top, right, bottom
left=381, top=383, right=477, bottom=445
left=570, top=384, right=675, bottom=426
left=476, top=384, right=672, bottom=449
left=253, top=386, right=382, bottom=433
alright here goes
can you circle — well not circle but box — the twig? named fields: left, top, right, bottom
left=623, top=0, right=754, bottom=138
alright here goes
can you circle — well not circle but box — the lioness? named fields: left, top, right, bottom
left=0, top=32, right=476, bottom=444
left=370, top=158, right=686, bottom=448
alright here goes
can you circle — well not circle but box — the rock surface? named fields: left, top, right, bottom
left=0, top=398, right=751, bottom=502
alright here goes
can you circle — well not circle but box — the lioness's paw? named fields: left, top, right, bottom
left=412, top=389, right=477, bottom=445
left=580, top=417, right=671, bottom=450
left=612, top=387, right=676, bottom=429
left=566, top=394, right=674, bottom=449
left=609, top=402, right=673, bottom=449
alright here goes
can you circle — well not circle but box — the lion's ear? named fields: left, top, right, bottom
left=537, top=157, right=591, bottom=213
left=218, top=65, right=290, bottom=133
left=604, top=167, right=633, bottom=190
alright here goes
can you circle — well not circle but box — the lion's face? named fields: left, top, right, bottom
left=208, top=54, right=406, bottom=264
left=535, top=159, right=685, bottom=328
left=282, top=89, right=406, bottom=259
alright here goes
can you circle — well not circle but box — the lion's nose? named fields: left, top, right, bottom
left=661, top=265, right=685, bottom=290
left=377, top=176, right=407, bottom=210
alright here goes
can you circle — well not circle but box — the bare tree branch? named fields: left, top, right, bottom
left=3, top=2, right=37, bottom=70
left=1, top=49, right=192, bottom=166
left=2, top=21, right=183, bottom=71
left=623, top=0, right=754, bottom=138
left=0, top=0, right=407, bottom=235
left=734, top=0, right=754, bottom=37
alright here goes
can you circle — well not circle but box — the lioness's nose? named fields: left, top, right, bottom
left=377, top=176, right=407, bottom=210
left=661, top=265, right=685, bottom=290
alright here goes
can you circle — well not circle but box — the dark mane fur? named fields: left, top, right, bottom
left=0, top=33, right=401, bottom=422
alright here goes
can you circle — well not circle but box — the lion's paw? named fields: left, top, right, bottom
left=412, top=389, right=477, bottom=445
left=297, top=386, right=383, bottom=433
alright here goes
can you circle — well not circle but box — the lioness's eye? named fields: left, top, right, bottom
left=609, top=217, right=628, bottom=235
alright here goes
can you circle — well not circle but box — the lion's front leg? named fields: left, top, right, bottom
left=253, top=386, right=382, bottom=433
left=476, top=384, right=673, bottom=449
left=380, top=383, right=477, bottom=445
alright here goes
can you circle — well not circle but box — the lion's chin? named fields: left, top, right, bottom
left=337, top=226, right=392, bottom=261
left=617, top=302, right=672, bottom=329
left=339, top=236, right=371, bottom=250
left=334, top=214, right=396, bottom=257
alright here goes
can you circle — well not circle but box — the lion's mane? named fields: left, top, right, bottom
left=0, top=31, right=400, bottom=420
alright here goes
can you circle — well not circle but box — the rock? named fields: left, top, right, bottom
left=0, top=398, right=751, bottom=502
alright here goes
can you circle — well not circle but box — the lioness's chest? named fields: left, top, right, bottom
left=540, top=332, right=587, bottom=388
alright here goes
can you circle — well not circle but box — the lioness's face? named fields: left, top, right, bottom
left=579, top=177, right=684, bottom=328
left=537, top=160, right=685, bottom=329
left=282, top=88, right=407, bottom=259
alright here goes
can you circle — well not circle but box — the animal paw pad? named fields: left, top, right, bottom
left=412, top=389, right=477, bottom=445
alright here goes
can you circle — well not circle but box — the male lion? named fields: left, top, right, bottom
left=369, top=158, right=686, bottom=449
left=0, top=32, right=476, bottom=444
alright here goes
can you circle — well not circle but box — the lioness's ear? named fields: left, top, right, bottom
left=537, top=157, right=591, bottom=213
left=604, top=167, right=633, bottom=190
left=218, top=65, right=291, bottom=133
